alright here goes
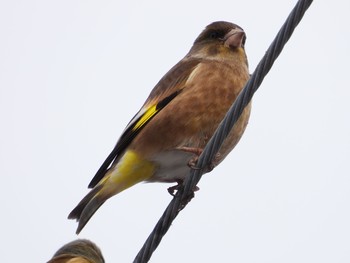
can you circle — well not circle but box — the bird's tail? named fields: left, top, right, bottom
left=68, top=183, right=108, bottom=234
left=68, top=150, right=156, bottom=234
left=68, top=165, right=129, bottom=234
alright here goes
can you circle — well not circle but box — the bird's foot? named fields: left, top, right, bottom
left=176, top=146, right=204, bottom=170
left=167, top=180, right=182, bottom=196
left=177, top=146, right=219, bottom=172
left=167, top=180, right=200, bottom=196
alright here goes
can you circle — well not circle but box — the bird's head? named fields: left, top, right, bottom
left=188, top=21, right=247, bottom=62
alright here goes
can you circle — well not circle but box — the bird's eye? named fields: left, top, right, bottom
left=209, top=31, right=219, bottom=39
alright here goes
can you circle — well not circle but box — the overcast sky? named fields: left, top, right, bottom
left=1, top=0, right=350, bottom=262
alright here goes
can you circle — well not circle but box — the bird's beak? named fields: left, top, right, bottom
left=224, top=28, right=246, bottom=49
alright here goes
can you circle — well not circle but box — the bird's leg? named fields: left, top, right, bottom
left=177, top=146, right=204, bottom=156
left=177, top=146, right=220, bottom=172
left=167, top=179, right=200, bottom=196
left=176, top=146, right=203, bottom=170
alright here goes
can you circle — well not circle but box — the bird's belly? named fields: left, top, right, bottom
left=147, top=150, right=193, bottom=183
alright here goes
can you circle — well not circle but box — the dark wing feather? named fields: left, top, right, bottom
left=88, top=58, right=201, bottom=188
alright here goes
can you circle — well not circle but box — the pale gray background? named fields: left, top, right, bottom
left=1, top=0, right=349, bottom=262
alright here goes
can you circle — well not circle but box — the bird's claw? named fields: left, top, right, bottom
left=176, top=146, right=219, bottom=172
left=167, top=182, right=181, bottom=196
left=188, top=154, right=218, bottom=173
left=167, top=180, right=200, bottom=196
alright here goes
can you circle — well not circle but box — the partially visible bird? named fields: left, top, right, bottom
left=69, top=21, right=251, bottom=234
left=47, top=239, right=104, bottom=263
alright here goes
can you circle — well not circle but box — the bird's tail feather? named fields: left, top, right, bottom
left=68, top=150, right=156, bottom=234
left=68, top=184, right=105, bottom=234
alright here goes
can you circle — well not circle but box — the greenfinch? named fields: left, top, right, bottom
left=69, top=21, right=251, bottom=234
left=47, top=239, right=104, bottom=263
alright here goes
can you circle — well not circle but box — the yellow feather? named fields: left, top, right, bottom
left=133, top=105, right=158, bottom=131
left=106, top=150, right=155, bottom=192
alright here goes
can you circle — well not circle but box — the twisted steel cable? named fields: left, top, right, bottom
left=134, top=0, right=313, bottom=262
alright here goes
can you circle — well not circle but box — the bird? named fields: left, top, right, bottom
left=47, top=239, right=104, bottom=263
left=68, top=21, right=252, bottom=234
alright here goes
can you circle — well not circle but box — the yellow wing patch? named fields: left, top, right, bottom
left=133, top=105, right=158, bottom=131
left=88, top=89, right=183, bottom=188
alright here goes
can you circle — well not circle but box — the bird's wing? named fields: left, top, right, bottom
left=88, top=58, right=201, bottom=188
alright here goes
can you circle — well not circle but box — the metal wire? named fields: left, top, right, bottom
left=134, top=0, right=314, bottom=262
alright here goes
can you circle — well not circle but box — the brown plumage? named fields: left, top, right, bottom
left=69, top=21, right=251, bottom=234
left=47, top=239, right=104, bottom=263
